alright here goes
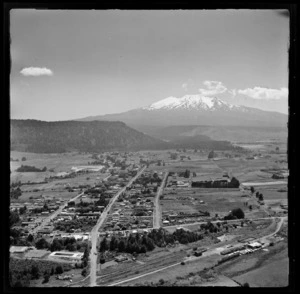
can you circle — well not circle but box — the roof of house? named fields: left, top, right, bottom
left=10, top=246, right=30, bottom=253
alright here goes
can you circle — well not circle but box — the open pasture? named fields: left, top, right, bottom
left=10, top=151, right=94, bottom=183
left=162, top=188, right=257, bottom=217
left=15, top=189, right=79, bottom=203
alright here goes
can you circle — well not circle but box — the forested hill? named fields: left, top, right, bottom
left=10, top=119, right=171, bottom=153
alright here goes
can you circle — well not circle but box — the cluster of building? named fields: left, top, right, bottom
left=102, top=171, right=162, bottom=231
left=161, top=210, right=209, bottom=226
left=218, top=240, right=268, bottom=264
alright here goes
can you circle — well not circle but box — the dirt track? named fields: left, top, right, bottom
left=153, top=171, right=168, bottom=229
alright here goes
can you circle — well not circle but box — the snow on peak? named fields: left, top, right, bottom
left=143, top=94, right=240, bottom=111
left=144, top=96, right=181, bottom=110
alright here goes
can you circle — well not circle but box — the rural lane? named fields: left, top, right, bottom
left=153, top=171, right=168, bottom=229
left=31, top=191, right=85, bottom=235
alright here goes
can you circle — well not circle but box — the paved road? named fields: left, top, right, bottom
left=153, top=171, right=168, bottom=229
left=31, top=191, right=85, bottom=235
left=89, top=166, right=146, bottom=287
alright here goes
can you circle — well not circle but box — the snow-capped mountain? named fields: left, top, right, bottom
left=143, top=95, right=243, bottom=111
left=78, top=94, right=288, bottom=128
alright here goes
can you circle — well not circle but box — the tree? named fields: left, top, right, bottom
left=243, top=282, right=250, bottom=287
left=35, top=238, right=49, bottom=249
left=83, top=246, right=89, bottom=260
left=27, top=234, right=34, bottom=243
left=231, top=208, right=245, bottom=219
left=13, top=281, right=24, bottom=287
left=19, top=205, right=27, bottom=215
left=229, top=177, right=240, bottom=188
left=184, top=169, right=190, bottom=178
left=42, top=271, right=50, bottom=284
left=140, top=245, right=147, bottom=253
left=224, top=208, right=245, bottom=220
left=100, top=237, right=108, bottom=252
left=81, top=268, right=87, bottom=277
left=250, top=186, right=255, bottom=194
left=55, top=265, right=63, bottom=275
left=118, top=240, right=126, bottom=252
left=66, top=243, right=76, bottom=251
left=208, top=150, right=215, bottom=159
left=9, top=210, right=20, bottom=227
left=100, top=257, right=106, bottom=265
left=258, top=193, right=264, bottom=201
left=31, top=265, right=40, bottom=279
left=50, top=268, right=54, bottom=276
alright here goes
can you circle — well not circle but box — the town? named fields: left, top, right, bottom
left=9, top=140, right=288, bottom=287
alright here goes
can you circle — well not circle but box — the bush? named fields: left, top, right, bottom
left=81, top=268, right=87, bottom=277
left=42, top=273, right=50, bottom=284
left=30, top=265, right=40, bottom=279
left=224, top=208, right=244, bottom=220
left=55, top=265, right=63, bottom=275
left=181, top=261, right=185, bottom=265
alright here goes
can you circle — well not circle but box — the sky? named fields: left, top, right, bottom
left=10, top=9, right=289, bottom=121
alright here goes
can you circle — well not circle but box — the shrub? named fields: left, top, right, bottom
left=30, top=265, right=40, bottom=279
left=55, top=265, right=63, bottom=275
left=42, top=273, right=50, bottom=284
left=81, top=268, right=87, bottom=277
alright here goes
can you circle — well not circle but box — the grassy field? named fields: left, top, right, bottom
left=233, top=256, right=288, bottom=287
left=162, top=187, right=257, bottom=218
left=215, top=241, right=289, bottom=287
left=14, top=190, right=79, bottom=203
left=10, top=151, right=93, bottom=183
left=122, top=253, right=222, bottom=286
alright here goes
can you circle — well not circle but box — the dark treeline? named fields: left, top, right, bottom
left=10, top=119, right=171, bottom=153
left=16, top=165, right=47, bottom=172
left=100, top=228, right=204, bottom=255
left=191, top=177, right=240, bottom=188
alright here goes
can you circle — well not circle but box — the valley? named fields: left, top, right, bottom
left=9, top=136, right=288, bottom=288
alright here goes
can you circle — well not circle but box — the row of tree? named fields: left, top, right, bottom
left=99, top=228, right=205, bottom=255
left=16, top=165, right=47, bottom=172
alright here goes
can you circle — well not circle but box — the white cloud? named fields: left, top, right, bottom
left=182, top=79, right=195, bottom=92
left=198, top=80, right=227, bottom=96
left=20, top=67, right=53, bottom=77
left=182, top=82, right=188, bottom=91
left=238, top=87, right=288, bottom=100
left=228, top=89, right=237, bottom=97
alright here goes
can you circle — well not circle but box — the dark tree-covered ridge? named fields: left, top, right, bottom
left=10, top=119, right=170, bottom=153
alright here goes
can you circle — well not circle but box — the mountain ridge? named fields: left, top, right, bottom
left=78, top=94, right=287, bottom=128
left=10, top=119, right=171, bottom=153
